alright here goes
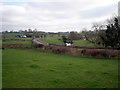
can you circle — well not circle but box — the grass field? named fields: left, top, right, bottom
left=2, top=33, right=22, bottom=39
left=2, top=33, right=32, bottom=47
left=2, top=48, right=118, bottom=88
left=2, top=33, right=32, bottom=39
left=40, top=37, right=64, bottom=45
left=72, top=40, right=94, bottom=47
left=40, top=36, right=94, bottom=47
left=2, top=33, right=94, bottom=47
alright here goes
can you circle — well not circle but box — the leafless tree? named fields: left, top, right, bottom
left=84, top=23, right=105, bottom=45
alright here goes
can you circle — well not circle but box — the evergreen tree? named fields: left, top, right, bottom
left=100, top=17, right=120, bottom=49
left=62, top=36, right=67, bottom=45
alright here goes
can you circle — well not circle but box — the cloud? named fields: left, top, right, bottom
left=80, top=3, right=117, bottom=19
left=1, top=0, right=119, bottom=32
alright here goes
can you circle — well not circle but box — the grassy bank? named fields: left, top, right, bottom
left=2, top=40, right=32, bottom=46
left=2, top=48, right=118, bottom=88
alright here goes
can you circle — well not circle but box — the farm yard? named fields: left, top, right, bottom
left=2, top=32, right=119, bottom=88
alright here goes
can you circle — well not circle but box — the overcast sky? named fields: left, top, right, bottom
left=0, top=0, right=119, bottom=32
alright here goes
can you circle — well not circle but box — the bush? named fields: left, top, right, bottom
left=32, top=39, right=120, bottom=58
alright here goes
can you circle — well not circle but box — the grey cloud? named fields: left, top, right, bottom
left=1, top=1, right=118, bottom=32
left=80, top=3, right=117, bottom=19
left=27, top=2, right=70, bottom=11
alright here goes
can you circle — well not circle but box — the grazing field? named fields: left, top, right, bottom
left=2, top=40, right=32, bottom=48
left=2, top=33, right=32, bottom=39
left=2, top=33, right=32, bottom=47
left=2, top=48, right=118, bottom=88
left=2, top=33, right=22, bottom=39
left=40, top=36, right=94, bottom=47
left=72, top=40, right=94, bottom=47
left=40, top=37, right=64, bottom=45
left=2, top=33, right=94, bottom=47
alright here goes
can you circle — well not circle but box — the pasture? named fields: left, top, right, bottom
left=2, top=33, right=32, bottom=48
left=2, top=33, right=119, bottom=88
left=2, top=48, right=118, bottom=88
left=2, top=32, right=94, bottom=47
left=2, top=33, right=32, bottom=39
left=39, top=35, right=94, bottom=47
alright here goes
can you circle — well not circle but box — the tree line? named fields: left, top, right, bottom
left=82, top=16, right=120, bottom=49
left=2, top=16, right=120, bottom=49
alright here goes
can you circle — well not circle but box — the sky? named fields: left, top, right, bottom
left=0, top=0, right=119, bottom=32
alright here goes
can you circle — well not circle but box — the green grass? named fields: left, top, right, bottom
left=2, top=33, right=21, bottom=39
left=39, top=34, right=94, bottom=47
left=2, top=49, right=118, bottom=88
left=40, top=38, right=94, bottom=47
left=2, top=33, right=32, bottom=47
left=73, top=40, right=94, bottom=47
left=3, top=33, right=94, bottom=47
left=2, top=33, right=32, bottom=39
left=40, top=37, right=64, bottom=45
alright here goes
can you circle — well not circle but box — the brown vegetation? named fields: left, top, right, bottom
left=40, top=44, right=120, bottom=58
left=3, top=39, right=120, bottom=59
left=2, top=44, right=30, bottom=48
left=2, top=39, right=31, bottom=41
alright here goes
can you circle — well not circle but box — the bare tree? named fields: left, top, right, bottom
left=83, top=23, right=105, bottom=46
left=68, top=31, right=80, bottom=40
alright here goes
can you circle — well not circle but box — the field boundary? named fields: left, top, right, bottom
left=2, top=44, right=31, bottom=49
left=2, top=39, right=31, bottom=41
left=32, top=39, right=120, bottom=58
left=2, top=38, right=120, bottom=58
